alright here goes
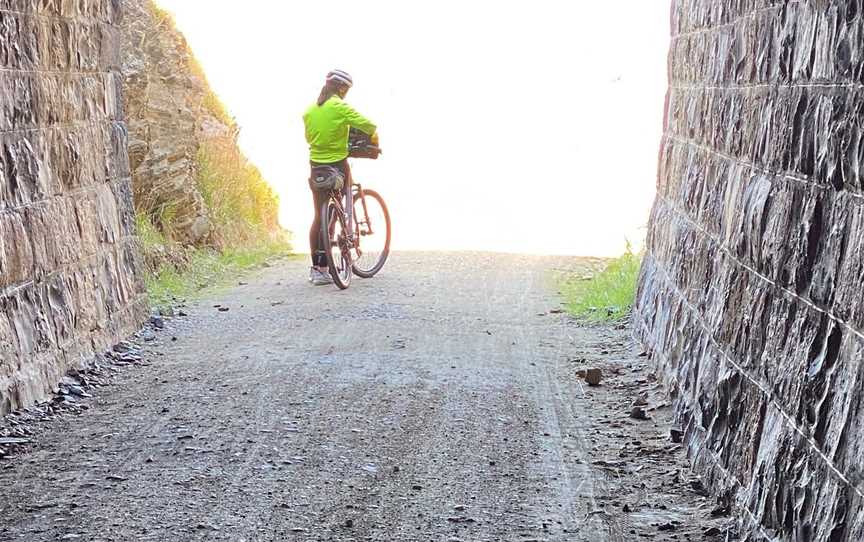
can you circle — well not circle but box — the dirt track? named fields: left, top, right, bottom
left=0, top=253, right=728, bottom=541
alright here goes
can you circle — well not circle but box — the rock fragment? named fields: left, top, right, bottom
left=630, top=406, right=649, bottom=420
left=583, top=368, right=603, bottom=386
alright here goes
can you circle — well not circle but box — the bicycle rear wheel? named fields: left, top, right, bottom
left=352, top=188, right=391, bottom=278
left=321, top=198, right=352, bottom=289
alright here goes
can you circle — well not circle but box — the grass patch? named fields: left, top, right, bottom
left=197, top=138, right=280, bottom=247
left=136, top=212, right=167, bottom=248
left=202, top=89, right=234, bottom=127
left=145, top=237, right=293, bottom=309
left=137, top=212, right=293, bottom=309
left=561, top=247, right=643, bottom=322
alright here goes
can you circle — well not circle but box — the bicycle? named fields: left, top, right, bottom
left=320, top=133, right=392, bottom=290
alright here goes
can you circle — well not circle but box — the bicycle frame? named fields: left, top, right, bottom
left=320, top=160, right=390, bottom=288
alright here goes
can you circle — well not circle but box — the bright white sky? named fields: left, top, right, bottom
left=156, top=0, right=670, bottom=257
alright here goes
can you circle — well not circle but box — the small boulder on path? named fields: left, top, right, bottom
left=577, top=368, right=602, bottom=386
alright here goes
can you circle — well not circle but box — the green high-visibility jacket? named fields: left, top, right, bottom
left=303, top=95, right=376, bottom=164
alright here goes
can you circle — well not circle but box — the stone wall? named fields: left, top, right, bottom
left=0, top=0, right=147, bottom=413
left=636, top=0, right=864, bottom=539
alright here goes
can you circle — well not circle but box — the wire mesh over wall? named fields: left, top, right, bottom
left=635, top=1, right=864, bottom=539
left=0, top=0, right=146, bottom=413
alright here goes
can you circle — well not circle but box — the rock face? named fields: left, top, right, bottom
left=119, top=0, right=225, bottom=245
left=120, top=0, right=281, bottom=251
left=0, top=0, right=147, bottom=413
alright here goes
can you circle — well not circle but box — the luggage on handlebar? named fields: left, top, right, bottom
left=348, top=128, right=382, bottom=159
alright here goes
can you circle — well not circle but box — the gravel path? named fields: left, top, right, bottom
left=0, top=252, right=727, bottom=541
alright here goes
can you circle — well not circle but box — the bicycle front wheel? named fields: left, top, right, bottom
left=352, top=188, right=391, bottom=278
left=322, top=199, right=352, bottom=290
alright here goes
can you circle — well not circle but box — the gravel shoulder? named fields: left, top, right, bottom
left=0, top=252, right=730, bottom=541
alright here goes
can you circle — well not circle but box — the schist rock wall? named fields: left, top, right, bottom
left=119, top=0, right=280, bottom=250
left=635, top=1, right=864, bottom=539
left=119, top=0, right=213, bottom=245
left=121, top=0, right=285, bottom=252
left=0, top=0, right=147, bottom=413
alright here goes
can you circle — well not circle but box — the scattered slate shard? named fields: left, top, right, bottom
left=0, top=437, right=31, bottom=446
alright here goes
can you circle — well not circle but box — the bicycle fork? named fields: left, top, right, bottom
left=357, top=188, right=374, bottom=237
left=350, top=184, right=375, bottom=238
left=344, top=182, right=355, bottom=241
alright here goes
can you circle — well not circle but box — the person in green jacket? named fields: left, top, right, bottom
left=303, top=69, right=378, bottom=285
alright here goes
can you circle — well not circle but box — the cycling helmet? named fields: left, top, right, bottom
left=326, top=69, right=353, bottom=88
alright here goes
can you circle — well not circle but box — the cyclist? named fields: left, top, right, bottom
left=303, top=69, right=378, bottom=285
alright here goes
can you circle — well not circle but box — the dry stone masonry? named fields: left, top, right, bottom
left=636, top=1, right=864, bottom=539
left=0, top=0, right=146, bottom=413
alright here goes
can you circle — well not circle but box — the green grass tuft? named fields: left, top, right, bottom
left=202, top=89, right=234, bottom=127
left=561, top=247, right=643, bottom=322
left=145, top=237, right=294, bottom=309
left=135, top=212, right=167, bottom=247
left=136, top=213, right=293, bottom=310
left=196, top=138, right=280, bottom=247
